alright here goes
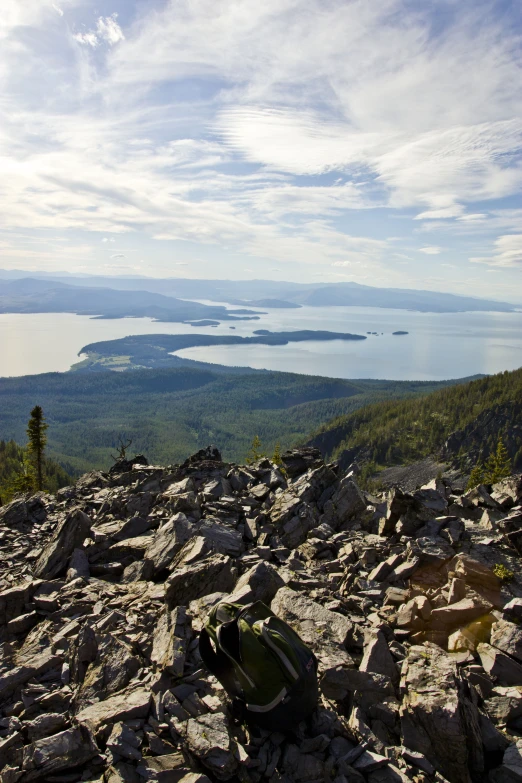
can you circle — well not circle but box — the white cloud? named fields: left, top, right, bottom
left=470, top=235, right=522, bottom=267
left=97, top=14, right=125, bottom=45
left=73, top=31, right=98, bottom=47
left=52, top=5, right=64, bottom=16
left=419, top=246, right=442, bottom=255
left=110, top=253, right=126, bottom=259
left=73, top=14, right=124, bottom=49
left=0, top=0, right=522, bottom=295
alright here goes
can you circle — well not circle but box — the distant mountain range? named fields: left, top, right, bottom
left=0, top=270, right=517, bottom=313
left=0, top=278, right=261, bottom=323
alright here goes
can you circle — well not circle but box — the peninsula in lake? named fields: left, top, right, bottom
left=74, top=330, right=367, bottom=371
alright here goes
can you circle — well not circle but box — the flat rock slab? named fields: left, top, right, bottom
left=271, top=586, right=352, bottom=647
left=75, top=686, right=152, bottom=729
left=21, top=726, right=98, bottom=781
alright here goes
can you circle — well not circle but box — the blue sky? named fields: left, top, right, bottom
left=1, top=0, right=522, bottom=301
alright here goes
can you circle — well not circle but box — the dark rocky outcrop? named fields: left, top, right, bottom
left=0, top=447, right=521, bottom=782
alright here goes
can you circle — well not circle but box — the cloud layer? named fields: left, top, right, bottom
left=0, top=0, right=521, bottom=296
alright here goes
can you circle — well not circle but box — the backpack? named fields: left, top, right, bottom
left=199, top=600, right=318, bottom=730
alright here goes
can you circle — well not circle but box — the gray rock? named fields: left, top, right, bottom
left=367, top=765, right=411, bottom=783
left=25, top=713, right=66, bottom=742
left=21, top=726, right=98, bottom=781
left=400, top=747, right=435, bottom=775
left=185, top=713, right=237, bottom=780
left=271, top=586, right=354, bottom=669
left=107, top=722, right=142, bottom=762
left=490, top=740, right=522, bottom=783
left=321, top=666, right=393, bottom=701
left=0, top=583, right=36, bottom=625
left=272, top=586, right=351, bottom=645
left=121, top=558, right=154, bottom=582
left=145, top=513, right=194, bottom=574
left=228, top=561, right=284, bottom=605
left=75, top=686, right=152, bottom=729
left=151, top=606, right=192, bottom=676
left=197, top=520, right=244, bottom=557
left=322, top=477, right=367, bottom=528
left=409, top=536, right=455, bottom=565
left=491, top=620, right=522, bottom=664
left=352, top=751, right=389, bottom=773
left=0, top=650, right=63, bottom=700
left=400, top=643, right=483, bottom=783
left=484, top=686, right=522, bottom=726
left=503, top=599, right=522, bottom=623
left=478, top=643, right=522, bottom=686
left=34, top=507, right=91, bottom=579
left=479, top=712, right=511, bottom=754
left=165, top=554, right=237, bottom=608
left=66, top=547, right=90, bottom=581
left=359, top=630, right=399, bottom=687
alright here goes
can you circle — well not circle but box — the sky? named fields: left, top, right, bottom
left=1, top=0, right=522, bottom=301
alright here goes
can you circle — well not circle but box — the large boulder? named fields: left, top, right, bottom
left=271, top=586, right=353, bottom=669
left=21, top=727, right=99, bottom=781
left=491, top=620, right=522, bottom=664
left=399, top=644, right=483, bottom=783
left=164, top=554, right=237, bottom=608
left=34, top=508, right=91, bottom=579
left=228, top=561, right=285, bottom=605
left=144, top=513, right=194, bottom=574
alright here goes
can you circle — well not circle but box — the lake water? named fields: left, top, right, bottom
left=1, top=306, right=522, bottom=381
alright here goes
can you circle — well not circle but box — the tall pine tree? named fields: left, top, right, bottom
left=484, top=436, right=512, bottom=484
left=27, top=406, right=48, bottom=491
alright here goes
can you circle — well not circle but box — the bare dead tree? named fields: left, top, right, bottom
left=111, top=436, right=133, bottom=461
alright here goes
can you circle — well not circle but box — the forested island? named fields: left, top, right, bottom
left=73, top=329, right=368, bottom=371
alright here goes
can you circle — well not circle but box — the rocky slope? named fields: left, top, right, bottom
left=0, top=447, right=522, bottom=783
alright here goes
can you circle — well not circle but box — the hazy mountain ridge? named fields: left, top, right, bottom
left=0, top=271, right=517, bottom=313
left=0, top=278, right=261, bottom=322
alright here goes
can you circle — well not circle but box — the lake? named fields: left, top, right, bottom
left=1, top=306, right=522, bottom=381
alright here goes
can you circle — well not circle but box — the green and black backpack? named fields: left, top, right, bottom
left=199, top=600, right=318, bottom=730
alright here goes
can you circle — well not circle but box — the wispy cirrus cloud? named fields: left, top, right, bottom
left=471, top=234, right=522, bottom=267
left=0, top=0, right=521, bottom=296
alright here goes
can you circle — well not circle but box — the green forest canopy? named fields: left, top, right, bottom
left=0, top=367, right=466, bottom=473
left=309, top=367, right=522, bottom=470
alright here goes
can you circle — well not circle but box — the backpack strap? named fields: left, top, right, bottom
left=198, top=628, right=243, bottom=699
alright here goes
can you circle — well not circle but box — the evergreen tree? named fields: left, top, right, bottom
left=466, top=461, right=484, bottom=490
left=246, top=435, right=265, bottom=465
left=7, top=454, right=35, bottom=498
left=27, top=406, right=48, bottom=491
left=272, top=442, right=283, bottom=467
left=484, top=436, right=512, bottom=484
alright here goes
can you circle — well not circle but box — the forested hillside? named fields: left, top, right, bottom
left=0, top=368, right=465, bottom=472
left=0, top=439, right=73, bottom=503
left=309, top=367, right=522, bottom=471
